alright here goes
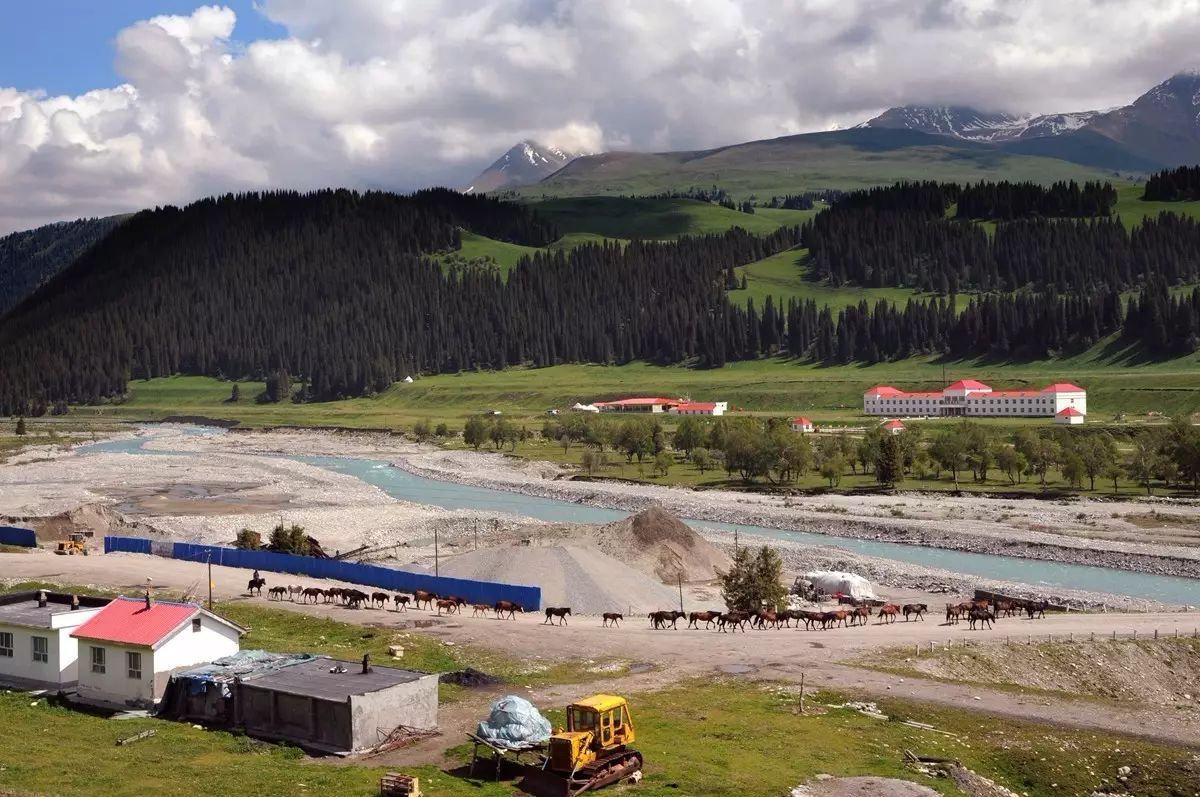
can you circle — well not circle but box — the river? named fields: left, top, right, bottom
left=81, top=430, right=1200, bottom=604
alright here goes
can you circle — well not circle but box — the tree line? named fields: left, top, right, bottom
left=527, top=411, right=1200, bottom=495
left=1143, top=165, right=1200, bottom=202
left=954, top=180, right=1117, bottom=220
left=804, top=181, right=1200, bottom=292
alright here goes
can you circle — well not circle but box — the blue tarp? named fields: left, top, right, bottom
left=0, top=526, right=36, bottom=547
left=101, top=536, right=541, bottom=609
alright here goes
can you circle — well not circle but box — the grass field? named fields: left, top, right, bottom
left=98, top=343, right=1200, bottom=432
left=531, top=196, right=815, bottom=239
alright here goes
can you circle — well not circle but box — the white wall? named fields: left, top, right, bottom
left=0, top=607, right=101, bottom=688
left=75, top=614, right=240, bottom=707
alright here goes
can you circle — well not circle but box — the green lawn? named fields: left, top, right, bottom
left=1113, top=183, right=1200, bottom=228
left=447, top=230, right=541, bottom=274
left=1, top=681, right=1194, bottom=797
left=728, top=247, right=931, bottom=311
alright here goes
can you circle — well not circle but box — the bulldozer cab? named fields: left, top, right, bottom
left=565, top=695, right=634, bottom=750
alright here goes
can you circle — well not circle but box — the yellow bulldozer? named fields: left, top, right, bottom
left=523, top=694, right=643, bottom=797
left=54, top=533, right=89, bottom=556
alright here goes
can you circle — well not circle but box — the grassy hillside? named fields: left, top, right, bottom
left=518, top=129, right=1114, bottom=200
left=1113, top=183, right=1200, bottom=227
left=531, top=196, right=814, bottom=238
left=728, top=247, right=928, bottom=311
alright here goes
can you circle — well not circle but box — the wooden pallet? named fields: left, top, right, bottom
left=380, top=772, right=420, bottom=797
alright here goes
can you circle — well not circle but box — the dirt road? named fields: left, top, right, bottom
left=5, top=550, right=1200, bottom=751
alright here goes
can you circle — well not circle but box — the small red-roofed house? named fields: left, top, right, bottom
left=72, top=595, right=244, bottom=708
left=882, top=419, right=906, bottom=435
left=791, top=417, right=814, bottom=433
left=1055, top=407, right=1085, bottom=425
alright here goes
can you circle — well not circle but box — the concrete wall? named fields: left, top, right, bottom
left=238, top=686, right=353, bottom=751
left=349, top=673, right=439, bottom=750
left=152, top=615, right=240, bottom=672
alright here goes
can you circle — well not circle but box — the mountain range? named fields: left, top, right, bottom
left=484, top=72, right=1200, bottom=195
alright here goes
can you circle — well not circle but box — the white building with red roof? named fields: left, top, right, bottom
left=864, top=380, right=1086, bottom=421
left=593, top=397, right=679, bottom=413
left=1055, top=407, right=1085, bottom=425
left=791, top=417, right=814, bottom=433
left=668, top=401, right=727, bottom=416
left=72, top=595, right=244, bottom=709
left=882, top=419, right=906, bottom=435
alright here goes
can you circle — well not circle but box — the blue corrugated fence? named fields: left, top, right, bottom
left=104, top=536, right=152, bottom=554
left=0, top=526, right=37, bottom=547
left=101, top=536, right=540, bottom=609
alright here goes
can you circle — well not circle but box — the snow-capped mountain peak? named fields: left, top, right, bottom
left=464, top=139, right=586, bottom=193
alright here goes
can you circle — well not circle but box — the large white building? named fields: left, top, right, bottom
left=72, top=595, right=244, bottom=709
left=864, top=380, right=1086, bottom=420
left=0, top=591, right=109, bottom=691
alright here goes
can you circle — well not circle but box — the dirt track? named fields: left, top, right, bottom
left=5, top=550, right=1200, bottom=751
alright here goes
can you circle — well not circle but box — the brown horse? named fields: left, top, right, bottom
left=849, top=604, right=873, bottom=626
left=435, top=598, right=461, bottom=615
left=494, top=600, right=523, bottom=619
left=371, top=591, right=390, bottom=608
left=902, top=603, right=927, bottom=621
left=876, top=604, right=901, bottom=624
left=687, top=610, right=722, bottom=630
left=413, top=590, right=437, bottom=611
left=752, top=609, right=780, bottom=629
left=824, top=609, right=852, bottom=629
left=471, top=603, right=490, bottom=617
left=967, top=607, right=996, bottom=630
left=267, top=585, right=287, bottom=600
left=717, top=611, right=750, bottom=633
left=247, top=577, right=266, bottom=596
left=794, top=610, right=825, bottom=630
left=648, top=610, right=685, bottom=630
left=602, top=612, right=623, bottom=627
left=543, top=607, right=572, bottom=625
left=393, top=594, right=410, bottom=611
left=301, top=587, right=324, bottom=604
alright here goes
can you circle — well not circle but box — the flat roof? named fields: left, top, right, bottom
left=0, top=591, right=109, bottom=629
left=241, top=656, right=431, bottom=702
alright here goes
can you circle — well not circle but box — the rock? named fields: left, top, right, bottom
left=1116, top=766, right=1131, bottom=777
left=814, top=774, right=833, bottom=781
left=387, top=644, right=404, bottom=658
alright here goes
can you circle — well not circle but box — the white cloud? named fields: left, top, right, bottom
left=1, top=0, right=1200, bottom=232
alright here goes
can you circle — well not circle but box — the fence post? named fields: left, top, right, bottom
left=1154, top=628, right=1158, bottom=640
left=915, top=643, right=920, bottom=657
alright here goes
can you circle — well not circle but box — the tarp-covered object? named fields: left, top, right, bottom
left=803, top=570, right=875, bottom=600
left=476, top=695, right=552, bottom=750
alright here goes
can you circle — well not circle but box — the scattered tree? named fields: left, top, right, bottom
left=718, top=545, right=786, bottom=613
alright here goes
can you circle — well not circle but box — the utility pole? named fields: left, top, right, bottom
left=434, top=528, right=439, bottom=578
left=677, top=572, right=684, bottom=614
left=734, top=528, right=739, bottom=554
left=474, top=518, right=478, bottom=550
left=206, top=554, right=213, bottom=610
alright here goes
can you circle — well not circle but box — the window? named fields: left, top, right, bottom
left=127, top=651, right=142, bottom=680
left=0, top=631, right=12, bottom=657
left=31, top=636, right=48, bottom=663
left=192, top=618, right=201, bottom=633
left=91, top=646, right=106, bottom=674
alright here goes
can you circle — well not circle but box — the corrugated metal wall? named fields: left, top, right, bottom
left=0, top=526, right=37, bottom=547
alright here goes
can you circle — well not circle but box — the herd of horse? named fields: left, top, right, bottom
left=249, top=577, right=1051, bottom=632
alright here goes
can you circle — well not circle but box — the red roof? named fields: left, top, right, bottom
left=71, top=597, right=237, bottom=649
left=1042, top=383, right=1085, bottom=393
left=882, top=419, right=906, bottom=429
left=864, top=385, right=904, bottom=397
left=594, top=397, right=677, bottom=407
left=1056, top=407, right=1084, bottom=417
left=946, top=379, right=990, bottom=391
left=673, top=402, right=716, bottom=411
left=792, top=417, right=813, bottom=426
left=985, top=390, right=1042, bottom=398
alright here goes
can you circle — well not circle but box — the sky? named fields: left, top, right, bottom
left=1, top=0, right=1199, bottom=233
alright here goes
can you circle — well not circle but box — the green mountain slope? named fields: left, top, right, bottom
left=518, top=129, right=1116, bottom=199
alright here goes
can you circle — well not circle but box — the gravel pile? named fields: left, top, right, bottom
left=431, top=544, right=680, bottom=614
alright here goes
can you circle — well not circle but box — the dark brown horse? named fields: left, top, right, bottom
left=717, top=611, right=750, bottom=633
left=247, top=577, right=266, bottom=596
left=371, top=591, right=390, bottom=608
left=849, top=604, right=873, bottom=626
left=602, top=612, right=623, bottom=627
left=543, top=607, right=572, bottom=625
left=435, top=598, right=461, bottom=615
left=968, top=607, right=996, bottom=630
left=413, top=590, right=437, bottom=611
left=393, top=594, right=410, bottom=611
left=902, top=603, right=927, bottom=621
left=494, top=600, right=523, bottom=619
left=648, top=610, right=685, bottom=630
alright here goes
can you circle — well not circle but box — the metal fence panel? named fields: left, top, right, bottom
left=0, top=526, right=37, bottom=547
left=104, top=536, right=152, bottom=555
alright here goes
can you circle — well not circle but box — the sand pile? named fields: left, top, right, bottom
left=432, top=544, right=679, bottom=614
left=592, top=506, right=729, bottom=583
